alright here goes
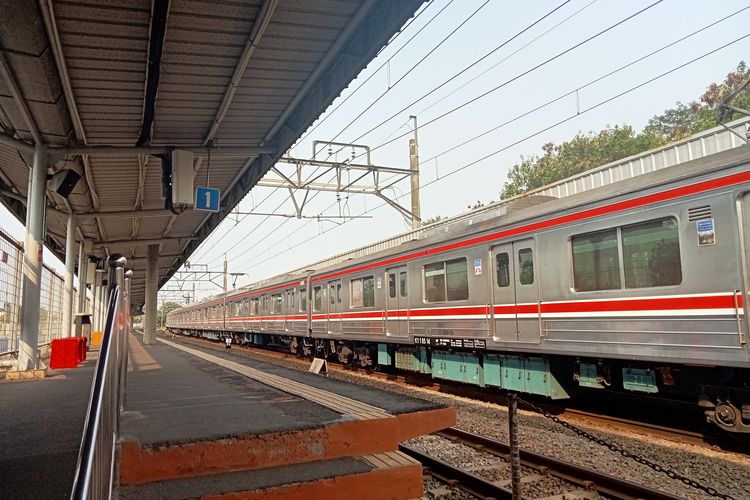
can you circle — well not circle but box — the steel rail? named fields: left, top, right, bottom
left=437, top=427, right=684, bottom=500
left=399, top=443, right=517, bottom=500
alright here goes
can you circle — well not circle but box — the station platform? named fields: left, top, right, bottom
left=0, top=353, right=96, bottom=500
left=119, top=334, right=456, bottom=499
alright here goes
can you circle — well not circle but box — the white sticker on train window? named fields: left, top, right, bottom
left=697, top=218, right=716, bottom=246
left=376, top=276, right=382, bottom=289
left=474, top=258, right=482, bottom=275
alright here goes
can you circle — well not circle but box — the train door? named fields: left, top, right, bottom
left=491, top=243, right=517, bottom=341
left=328, top=280, right=342, bottom=334
left=285, top=289, right=294, bottom=332
left=295, top=286, right=309, bottom=334
left=737, top=193, right=750, bottom=345
left=491, top=239, right=540, bottom=342
left=385, top=266, right=409, bottom=336
left=513, top=239, right=540, bottom=343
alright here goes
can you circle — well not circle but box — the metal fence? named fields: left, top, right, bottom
left=0, top=228, right=78, bottom=355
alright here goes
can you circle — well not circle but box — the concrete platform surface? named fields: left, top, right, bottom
left=120, top=334, right=454, bottom=497
left=0, top=355, right=97, bottom=500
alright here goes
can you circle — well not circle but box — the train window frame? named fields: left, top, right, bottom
left=272, top=293, right=283, bottom=314
left=313, top=286, right=324, bottom=312
left=621, top=217, right=682, bottom=289
left=399, top=271, right=407, bottom=298
left=495, top=252, right=510, bottom=288
left=569, top=216, right=683, bottom=293
left=423, top=257, right=469, bottom=303
left=350, top=275, right=375, bottom=308
left=388, top=273, right=397, bottom=299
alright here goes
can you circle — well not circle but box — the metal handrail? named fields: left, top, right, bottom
left=70, top=258, right=130, bottom=500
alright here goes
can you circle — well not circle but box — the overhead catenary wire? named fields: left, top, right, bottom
left=233, top=32, right=749, bottom=274
left=187, top=0, right=456, bottom=265
left=207, top=0, right=582, bottom=269
left=226, top=0, right=673, bottom=271
left=344, top=0, right=666, bottom=164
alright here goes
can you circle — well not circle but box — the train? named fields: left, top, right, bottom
left=167, top=134, right=750, bottom=434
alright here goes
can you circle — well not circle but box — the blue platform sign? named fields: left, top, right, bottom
left=195, top=186, right=220, bottom=212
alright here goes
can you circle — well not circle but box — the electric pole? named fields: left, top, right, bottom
left=409, top=115, right=421, bottom=230
left=223, top=254, right=228, bottom=292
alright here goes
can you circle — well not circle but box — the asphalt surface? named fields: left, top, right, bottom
left=0, top=357, right=96, bottom=500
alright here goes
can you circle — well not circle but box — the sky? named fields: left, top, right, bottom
left=2, top=0, right=749, bottom=305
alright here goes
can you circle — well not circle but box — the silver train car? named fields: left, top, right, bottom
left=167, top=143, right=750, bottom=433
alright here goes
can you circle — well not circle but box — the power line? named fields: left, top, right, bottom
left=420, top=4, right=750, bottom=166
left=226, top=0, right=671, bottom=270
left=186, top=0, right=457, bottom=266
left=345, top=0, right=665, bottom=163
left=234, top=32, right=749, bottom=273
left=223, top=0, right=582, bottom=270
left=324, top=0, right=576, bottom=161
left=295, top=0, right=454, bottom=148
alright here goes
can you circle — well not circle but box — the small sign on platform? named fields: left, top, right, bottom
left=195, top=186, right=220, bottom=212
left=309, top=357, right=328, bottom=375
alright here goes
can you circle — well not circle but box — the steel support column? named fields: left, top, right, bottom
left=18, top=145, right=47, bottom=371
left=75, top=239, right=90, bottom=337
left=144, top=244, right=158, bottom=345
left=62, top=214, right=76, bottom=337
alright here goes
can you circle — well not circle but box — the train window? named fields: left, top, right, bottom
left=399, top=271, right=407, bottom=297
left=446, top=259, right=468, bottom=300
left=424, top=258, right=468, bottom=302
left=496, top=253, right=510, bottom=287
left=250, top=298, right=259, bottom=315
left=622, top=218, right=681, bottom=288
left=313, top=287, right=323, bottom=311
left=272, top=294, right=283, bottom=314
left=572, top=229, right=620, bottom=291
left=300, top=288, right=307, bottom=312
left=424, top=262, right=445, bottom=302
left=337, top=283, right=342, bottom=303
left=388, top=273, right=396, bottom=299
left=350, top=276, right=375, bottom=308
left=287, top=291, right=294, bottom=308
left=330, top=284, right=335, bottom=304
left=518, top=249, right=534, bottom=285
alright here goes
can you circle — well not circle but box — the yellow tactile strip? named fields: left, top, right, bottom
left=157, top=338, right=392, bottom=421
left=363, top=451, right=421, bottom=470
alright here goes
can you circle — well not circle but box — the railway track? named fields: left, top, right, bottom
left=401, top=427, right=683, bottom=500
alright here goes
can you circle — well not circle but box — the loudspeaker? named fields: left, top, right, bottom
left=48, top=169, right=81, bottom=199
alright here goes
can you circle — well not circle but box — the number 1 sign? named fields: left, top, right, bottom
left=195, top=186, right=220, bottom=212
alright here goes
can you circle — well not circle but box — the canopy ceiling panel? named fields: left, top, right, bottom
left=0, top=0, right=425, bottom=305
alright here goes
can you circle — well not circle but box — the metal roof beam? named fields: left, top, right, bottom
left=0, top=133, right=34, bottom=155
left=47, top=145, right=274, bottom=160
left=203, top=0, right=278, bottom=145
left=0, top=51, right=42, bottom=145
left=94, top=236, right=198, bottom=248
left=261, top=0, right=377, bottom=144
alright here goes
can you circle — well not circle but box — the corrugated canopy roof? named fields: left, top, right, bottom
left=0, top=0, right=424, bottom=306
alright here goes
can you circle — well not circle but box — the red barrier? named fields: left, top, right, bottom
left=77, top=337, right=88, bottom=363
left=50, top=338, right=80, bottom=369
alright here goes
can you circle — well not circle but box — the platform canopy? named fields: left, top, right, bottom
left=0, top=0, right=424, bottom=306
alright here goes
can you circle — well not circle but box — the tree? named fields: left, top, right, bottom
left=158, top=301, right=182, bottom=328
left=646, top=61, right=750, bottom=141
left=500, top=126, right=665, bottom=199
left=500, top=61, right=750, bottom=199
left=421, top=215, right=444, bottom=226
